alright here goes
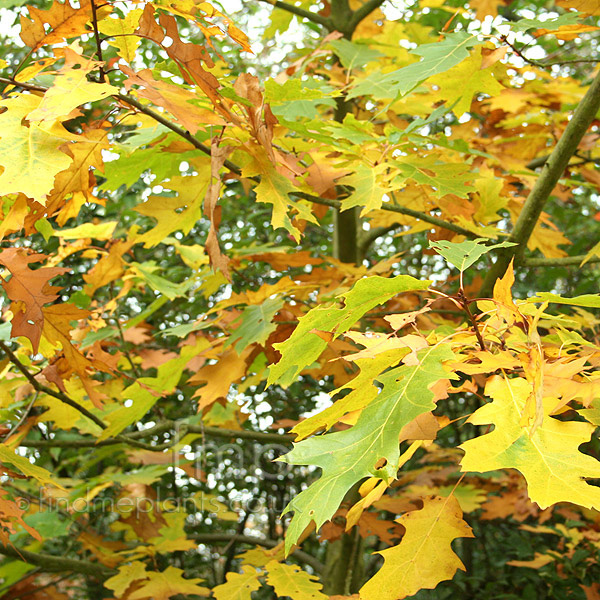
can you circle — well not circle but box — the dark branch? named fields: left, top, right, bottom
left=479, top=68, right=600, bottom=297
left=114, top=93, right=245, bottom=177
left=0, top=341, right=106, bottom=431
left=521, top=254, right=600, bottom=267
left=0, top=341, right=157, bottom=450
left=0, top=543, right=115, bottom=578
left=89, top=0, right=105, bottom=80
left=256, top=0, right=331, bottom=28
left=348, top=0, right=386, bottom=33
left=20, top=419, right=293, bottom=448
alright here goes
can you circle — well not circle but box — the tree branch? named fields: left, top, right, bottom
left=114, top=93, right=245, bottom=177
left=192, top=533, right=323, bottom=572
left=89, top=0, right=106, bottom=80
left=255, top=0, right=332, bottom=28
left=297, top=193, right=479, bottom=239
left=521, top=254, right=600, bottom=267
left=20, top=419, right=293, bottom=449
left=479, top=68, right=600, bottom=298
left=348, top=0, right=386, bottom=33
left=0, top=341, right=106, bottom=431
left=0, top=341, right=157, bottom=450
left=0, top=543, right=115, bottom=578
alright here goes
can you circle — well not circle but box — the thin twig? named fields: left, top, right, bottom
left=90, top=0, right=106, bottom=80
left=457, top=290, right=486, bottom=351
left=3, top=392, right=38, bottom=442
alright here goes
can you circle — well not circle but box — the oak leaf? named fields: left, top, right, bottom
left=20, top=0, right=91, bottom=50
left=460, top=376, right=600, bottom=510
left=127, top=566, right=210, bottom=600
left=0, top=94, right=76, bottom=203
left=26, top=47, right=116, bottom=123
left=264, top=560, right=328, bottom=600
left=212, top=566, right=261, bottom=600
left=359, top=495, right=473, bottom=599
left=0, top=248, right=68, bottom=352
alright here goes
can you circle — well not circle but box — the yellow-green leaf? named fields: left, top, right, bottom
left=460, top=376, right=600, bottom=509
left=360, top=495, right=474, bottom=599
left=0, top=94, right=74, bottom=203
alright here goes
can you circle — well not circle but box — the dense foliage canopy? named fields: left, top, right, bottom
left=0, top=0, right=600, bottom=598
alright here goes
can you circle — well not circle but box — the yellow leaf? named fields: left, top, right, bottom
left=104, top=560, right=149, bottom=597
left=506, top=552, right=556, bottom=568
left=264, top=560, right=328, bottom=600
left=360, top=496, right=473, bottom=599
left=557, top=0, right=600, bottom=14
left=27, top=47, right=117, bottom=123
left=535, top=24, right=599, bottom=40
left=492, top=258, right=519, bottom=324
left=0, top=444, right=62, bottom=489
left=56, top=221, right=118, bottom=240
left=434, top=47, right=504, bottom=117
left=133, top=169, right=211, bottom=248
left=128, top=566, right=209, bottom=600
left=469, top=0, right=500, bottom=20
left=473, top=169, right=507, bottom=223
left=0, top=94, right=74, bottom=203
left=460, top=376, right=600, bottom=510
left=98, top=8, right=143, bottom=63
left=213, top=566, right=261, bottom=600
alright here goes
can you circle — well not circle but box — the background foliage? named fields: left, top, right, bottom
left=0, top=0, right=599, bottom=598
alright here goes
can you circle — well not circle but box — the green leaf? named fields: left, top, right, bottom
left=281, top=344, right=457, bottom=553
left=23, top=511, right=70, bottom=538
left=225, top=296, right=284, bottom=353
left=253, top=167, right=317, bottom=242
left=99, top=343, right=205, bottom=440
left=267, top=275, right=430, bottom=388
left=130, top=262, right=193, bottom=300
left=430, top=238, right=516, bottom=272
left=101, top=145, right=191, bottom=191
left=348, top=32, right=476, bottom=99
left=527, top=292, right=600, bottom=308
left=0, top=445, right=61, bottom=488
left=394, top=157, right=474, bottom=198
left=339, top=163, right=388, bottom=215
left=510, top=13, right=581, bottom=33
left=265, top=78, right=337, bottom=120
left=329, top=39, right=383, bottom=70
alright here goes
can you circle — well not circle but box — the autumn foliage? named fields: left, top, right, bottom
left=0, top=0, right=600, bottom=598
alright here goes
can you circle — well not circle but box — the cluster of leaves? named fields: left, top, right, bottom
left=0, top=0, right=599, bottom=598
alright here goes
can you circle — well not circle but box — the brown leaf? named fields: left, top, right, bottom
left=20, top=0, right=91, bottom=50
left=204, top=140, right=234, bottom=280
left=0, top=248, right=68, bottom=352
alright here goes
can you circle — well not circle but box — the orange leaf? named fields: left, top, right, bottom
left=0, top=248, right=68, bottom=352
